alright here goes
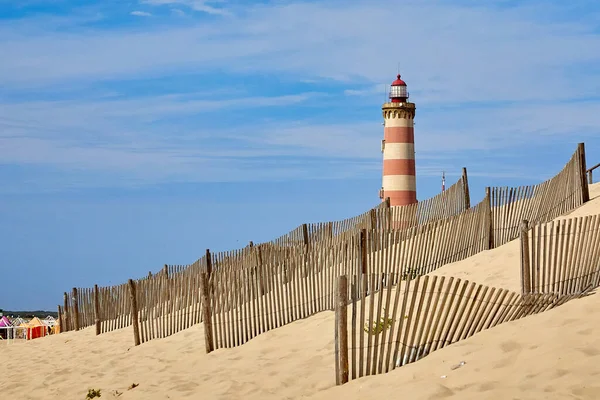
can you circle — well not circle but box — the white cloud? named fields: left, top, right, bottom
left=0, top=0, right=598, bottom=106
left=1, top=87, right=597, bottom=189
left=1, top=0, right=599, bottom=191
left=140, top=0, right=228, bottom=16
left=130, top=11, right=153, bottom=17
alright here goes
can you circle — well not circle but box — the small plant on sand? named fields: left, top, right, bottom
left=85, top=389, right=101, bottom=399
left=363, top=311, right=394, bottom=335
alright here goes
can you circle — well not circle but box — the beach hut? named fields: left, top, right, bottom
left=22, top=317, right=47, bottom=340
left=7, top=317, right=27, bottom=339
left=43, top=316, right=59, bottom=334
left=0, top=316, right=12, bottom=339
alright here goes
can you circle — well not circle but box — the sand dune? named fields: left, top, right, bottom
left=432, top=183, right=600, bottom=293
left=2, top=183, right=599, bottom=400
left=1, top=311, right=337, bottom=400
left=306, top=290, right=600, bottom=400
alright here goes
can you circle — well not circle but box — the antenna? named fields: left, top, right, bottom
left=442, top=171, right=446, bottom=192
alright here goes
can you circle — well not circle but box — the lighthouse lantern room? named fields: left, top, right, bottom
left=389, top=74, right=408, bottom=102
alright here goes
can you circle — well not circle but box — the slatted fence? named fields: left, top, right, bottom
left=57, top=143, right=591, bottom=354
left=59, top=171, right=470, bottom=336
left=489, top=144, right=587, bottom=248
left=521, top=214, right=600, bottom=295
left=334, top=273, right=588, bottom=384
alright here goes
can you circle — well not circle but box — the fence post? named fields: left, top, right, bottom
left=589, top=170, right=593, bottom=185
left=63, top=292, right=70, bottom=332
left=57, top=305, right=63, bottom=334
left=384, top=197, right=391, bottom=230
left=257, top=245, right=266, bottom=295
left=327, top=221, right=334, bottom=239
left=370, top=209, right=377, bottom=230
left=485, top=187, right=494, bottom=250
left=205, top=249, right=212, bottom=277
left=360, top=229, right=367, bottom=275
left=94, top=284, right=101, bottom=335
left=578, top=143, right=590, bottom=203
left=163, top=264, right=169, bottom=279
left=128, top=279, right=141, bottom=346
left=72, top=287, right=80, bottom=332
left=461, top=167, right=471, bottom=209
left=351, top=277, right=357, bottom=380
left=199, top=272, right=215, bottom=353
left=520, top=220, right=531, bottom=295
left=302, top=223, right=309, bottom=248
left=335, top=276, right=349, bottom=385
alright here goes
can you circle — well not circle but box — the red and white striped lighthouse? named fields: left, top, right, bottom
left=379, top=74, right=417, bottom=206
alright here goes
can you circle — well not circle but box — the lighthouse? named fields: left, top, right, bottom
left=379, top=74, right=417, bottom=206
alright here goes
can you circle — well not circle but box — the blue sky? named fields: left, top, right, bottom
left=1, top=0, right=599, bottom=310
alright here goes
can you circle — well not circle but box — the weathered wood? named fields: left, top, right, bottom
left=302, top=223, right=309, bottom=247
left=588, top=162, right=600, bottom=172
left=57, top=305, right=63, bottom=334
left=128, top=279, right=141, bottom=346
left=370, top=209, right=377, bottom=230
left=360, top=229, right=367, bottom=275
left=199, top=272, right=214, bottom=353
left=485, top=187, right=494, bottom=250
left=72, top=287, right=80, bottom=332
left=94, top=284, right=101, bottom=335
left=358, top=274, right=366, bottom=377
left=336, top=276, right=349, bottom=385
left=163, top=264, right=169, bottom=279
left=462, top=167, right=471, bottom=209
left=520, top=220, right=531, bottom=295
left=205, top=249, right=212, bottom=276
left=578, top=143, right=590, bottom=203
left=350, top=278, right=357, bottom=380
left=384, top=197, right=391, bottom=230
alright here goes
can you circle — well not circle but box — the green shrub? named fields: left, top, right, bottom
left=364, top=311, right=394, bottom=335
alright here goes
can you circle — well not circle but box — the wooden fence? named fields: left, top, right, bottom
left=588, top=162, right=600, bottom=184
left=201, top=201, right=490, bottom=352
left=520, top=214, right=600, bottom=296
left=58, top=172, right=470, bottom=336
left=488, top=143, right=588, bottom=248
left=57, top=143, right=590, bottom=351
left=389, top=167, right=471, bottom=227
left=333, top=273, right=590, bottom=384
left=125, top=195, right=488, bottom=349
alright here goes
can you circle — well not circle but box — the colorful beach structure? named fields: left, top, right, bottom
left=0, top=315, right=59, bottom=340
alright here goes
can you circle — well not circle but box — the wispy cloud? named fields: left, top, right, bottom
left=1, top=0, right=599, bottom=192
left=130, top=11, right=153, bottom=17
left=140, top=0, right=229, bottom=16
left=1, top=0, right=598, bottom=103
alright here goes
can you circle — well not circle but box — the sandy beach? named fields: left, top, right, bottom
left=2, top=183, right=599, bottom=400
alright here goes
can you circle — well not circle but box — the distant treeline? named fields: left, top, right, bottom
left=0, top=309, right=58, bottom=318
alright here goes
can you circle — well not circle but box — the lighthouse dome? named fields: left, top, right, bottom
left=391, top=74, right=406, bottom=86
